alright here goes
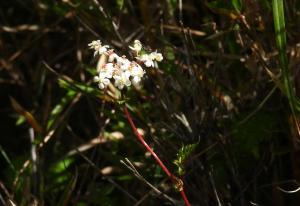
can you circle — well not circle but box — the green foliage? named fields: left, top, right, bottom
left=47, top=89, right=77, bottom=130
left=272, top=0, right=300, bottom=119
left=50, top=158, right=74, bottom=174
left=116, top=0, right=124, bottom=10
left=174, top=144, right=197, bottom=176
left=231, top=0, right=242, bottom=11
left=48, top=158, right=74, bottom=186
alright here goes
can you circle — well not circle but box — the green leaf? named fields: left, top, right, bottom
left=116, top=0, right=124, bottom=10
left=50, top=158, right=74, bottom=174
left=272, top=0, right=297, bottom=114
left=58, top=79, right=99, bottom=96
left=15, top=115, right=26, bottom=126
left=117, top=174, right=133, bottom=181
left=48, top=158, right=75, bottom=188
left=47, top=90, right=76, bottom=130
left=173, top=144, right=197, bottom=176
left=231, top=0, right=242, bottom=11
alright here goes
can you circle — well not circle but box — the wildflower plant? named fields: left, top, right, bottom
left=88, top=39, right=163, bottom=90
left=88, top=39, right=192, bottom=206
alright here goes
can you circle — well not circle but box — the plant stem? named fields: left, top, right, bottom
left=123, top=105, right=191, bottom=206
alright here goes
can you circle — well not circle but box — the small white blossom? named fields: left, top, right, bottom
left=89, top=39, right=163, bottom=90
left=95, top=45, right=109, bottom=56
left=108, top=52, right=119, bottom=62
left=150, top=51, right=163, bottom=62
left=88, top=40, right=109, bottom=56
left=223, top=95, right=235, bottom=111
left=129, top=40, right=142, bottom=53
left=113, top=72, right=131, bottom=89
left=117, top=57, right=131, bottom=71
left=130, top=63, right=145, bottom=84
left=94, top=72, right=110, bottom=89
left=101, top=63, right=115, bottom=78
left=88, top=40, right=102, bottom=50
left=137, top=54, right=154, bottom=67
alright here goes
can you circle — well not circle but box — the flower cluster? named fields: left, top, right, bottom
left=88, top=40, right=163, bottom=90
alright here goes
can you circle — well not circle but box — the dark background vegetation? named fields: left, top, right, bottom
left=1, top=0, right=300, bottom=205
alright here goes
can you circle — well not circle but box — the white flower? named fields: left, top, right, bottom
left=130, top=63, right=145, bottom=84
left=116, top=56, right=131, bottom=71
left=136, top=54, right=154, bottom=67
left=95, top=45, right=109, bottom=56
left=94, top=72, right=110, bottom=89
left=113, top=72, right=131, bottom=90
left=150, top=51, right=163, bottom=62
left=90, top=39, right=164, bottom=90
left=108, top=52, right=119, bottom=62
left=223, top=95, right=235, bottom=111
left=129, top=40, right=142, bottom=53
left=88, top=40, right=102, bottom=50
left=116, top=56, right=127, bottom=64
left=101, top=63, right=115, bottom=78
left=120, top=59, right=131, bottom=71
left=88, top=40, right=109, bottom=56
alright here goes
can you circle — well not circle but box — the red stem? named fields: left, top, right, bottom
left=123, top=105, right=191, bottom=206
left=180, top=189, right=191, bottom=206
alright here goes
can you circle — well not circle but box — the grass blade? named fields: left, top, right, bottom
left=272, top=0, right=299, bottom=121
left=272, top=0, right=289, bottom=96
